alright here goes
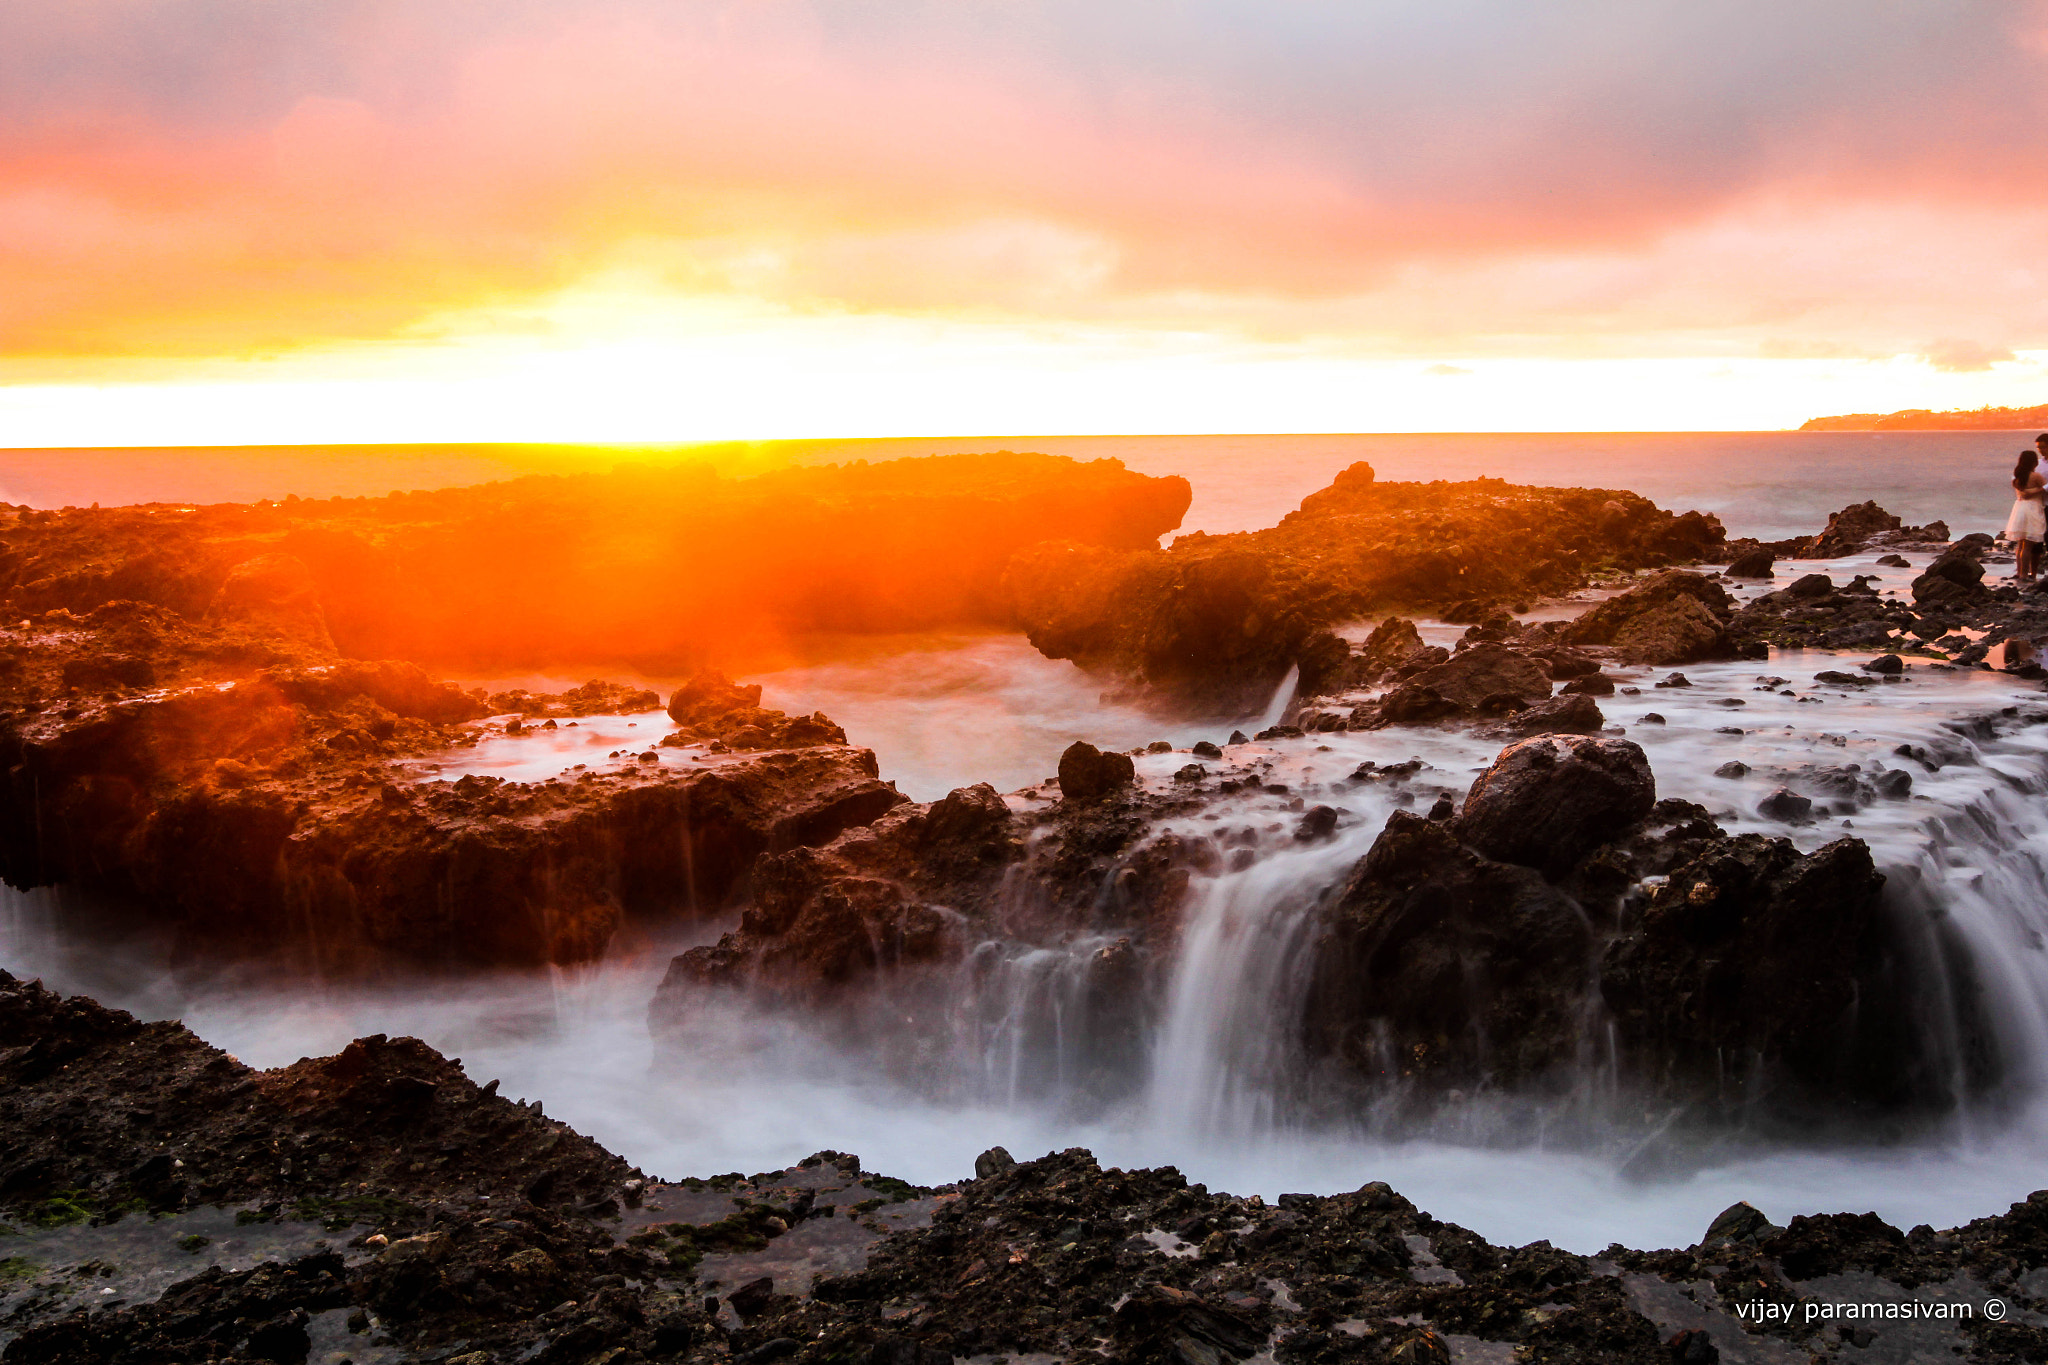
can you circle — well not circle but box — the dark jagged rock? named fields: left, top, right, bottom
left=1913, top=548, right=1991, bottom=610
left=1357, top=616, right=1427, bottom=683
left=668, top=670, right=849, bottom=749
left=0, top=970, right=628, bottom=1218
left=650, top=777, right=1225, bottom=1095
left=1724, top=547, right=1775, bottom=577
left=1301, top=737, right=1984, bottom=1116
left=0, top=606, right=899, bottom=972
left=1484, top=692, right=1606, bottom=738
left=5, top=972, right=2045, bottom=1364
left=1730, top=563, right=1928, bottom=654
left=1452, top=736, right=1656, bottom=876
left=1058, top=741, right=1137, bottom=803
left=1599, top=836, right=1946, bottom=1109
left=1301, top=812, right=1597, bottom=1089
left=0, top=452, right=1191, bottom=675
left=1539, top=647, right=1602, bottom=679
left=1757, top=787, right=1814, bottom=821
left=1805, top=501, right=1903, bottom=557
left=661, top=784, right=1020, bottom=992
left=1562, top=571, right=1762, bottom=665
left=1408, top=642, right=1551, bottom=710
left=1005, top=463, right=1728, bottom=713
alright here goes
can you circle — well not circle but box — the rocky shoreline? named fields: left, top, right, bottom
left=6, top=971, right=2048, bottom=1365
left=9, top=454, right=2048, bottom=1361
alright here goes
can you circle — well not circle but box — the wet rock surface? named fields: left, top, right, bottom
left=1452, top=736, right=1657, bottom=874
left=0, top=602, right=899, bottom=972
left=1562, top=572, right=1762, bottom=667
left=1299, top=731, right=1985, bottom=1118
left=651, top=771, right=1217, bottom=1100
left=1005, top=463, right=1729, bottom=713
left=0, top=452, right=1190, bottom=674
left=6, top=975, right=2048, bottom=1364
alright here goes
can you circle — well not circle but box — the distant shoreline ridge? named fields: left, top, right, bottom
left=1801, top=401, right=2048, bottom=431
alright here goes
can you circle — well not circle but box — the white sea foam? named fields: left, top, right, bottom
left=8, top=546, right=2048, bottom=1255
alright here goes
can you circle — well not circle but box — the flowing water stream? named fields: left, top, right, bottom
left=8, top=538, right=2048, bottom=1253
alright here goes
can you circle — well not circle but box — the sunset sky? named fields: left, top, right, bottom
left=5, top=0, right=2048, bottom=442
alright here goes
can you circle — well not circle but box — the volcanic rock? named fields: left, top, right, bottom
left=668, top=670, right=848, bottom=749
left=1563, top=571, right=1760, bottom=665
left=1913, top=549, right=1990, bottom=609
left=1408, top=642, right=1552, bottom=710
left=1600, top=835, right=1925, bottom=1106
left=1725, top=547, right=1776, bottom=577
left=0, top=962, right=2034, bottom=1365
left=0, top=610, right=899, bottom=970
left=1302, top=812, right=1595, bottom=1088
left=1358, top=615, right=1427, bottom=679
left=1453, top=735, right=1656, bottom=875
left=0, top=452, right=1192, bottom=675
left=1058, top=741, right=1137, bottom=803
left=1757, top=787, right=1814, bottom=820
left=1005, top=464, right=1729, bottom=712
left=1485, top=693, right=1606, bottom=738
left=1374, top=684, right=1461, bottom=725
left=205, top=552, right=335, bottom=650
left=1804, top=501, right=1903, bottom=557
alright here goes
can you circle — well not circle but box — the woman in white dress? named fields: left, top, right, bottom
left=2006, top=449, right=2046, bottom=584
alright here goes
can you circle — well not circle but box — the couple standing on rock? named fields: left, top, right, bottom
left=2004, top=432, right=2048, bottom=584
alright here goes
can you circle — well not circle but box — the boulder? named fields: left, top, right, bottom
left=1453, top=735, right=1655, bottom=875
left=1757, top=787, right=1813, bottom=821
left=1804, top=502, right=1903, bottom=558
left=668, top=671, right=764, bottom=725
left=1701, top=1202, right=1782, bottom=1251
left=1409, top=642, right=1551, bottom=710
left=1783, top=573, right=1834, bottom=599
left=1599, top=836, right=1919, bottom=1106
left=1725, top=547, right=1776, bottom=577
left=1488, top=694, right=1606, bottom=738
left=1541, top=648, right=1603, bottom=679
left=1375, top=684, right=1461, bottom=724
left=1358, top=617, right=1427, bottom=680
left=1301, top=812, right=1596, bottom=1087
left=1911, top=550, right=1988, bottom=609
left=1058, top=741, right=1136, bottom=803
left=667, top=671, right=848, bottom=749
left=1563, top=571, right=1758, bottom=665
left=1609, top=594, right=1726, bottom=666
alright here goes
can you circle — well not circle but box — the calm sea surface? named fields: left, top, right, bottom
left=3, top=430, right=2036, bottom=541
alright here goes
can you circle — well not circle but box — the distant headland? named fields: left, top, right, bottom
left=1801, top=401, right=2048, bottom=431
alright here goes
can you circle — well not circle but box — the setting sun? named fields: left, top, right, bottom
left=6, top=1, right=2048, bottom=440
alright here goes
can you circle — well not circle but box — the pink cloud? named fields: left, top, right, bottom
left=2, top=0, right=2047, bottom=357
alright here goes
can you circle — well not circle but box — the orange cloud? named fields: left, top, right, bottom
left=3, top=0, right=2048, bottom=363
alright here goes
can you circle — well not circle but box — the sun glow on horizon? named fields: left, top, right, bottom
left=6, top=3, right=2048, bottom=447
left=3, top=299, right=2046, bottom=449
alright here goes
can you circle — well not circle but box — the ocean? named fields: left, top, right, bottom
left=3, top=429, right=2037, bottom=542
